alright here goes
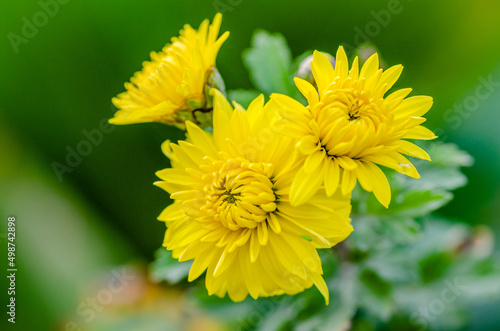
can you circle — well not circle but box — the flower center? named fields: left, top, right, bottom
left=347, top=103, right=362, bottom=121
left=314, top=89, right=392, bottom=158
left=201, top=158, right=277, bottom=231
left=339, top=92, right=367, bottom=121
left=222, top=191, right=240, bottom=204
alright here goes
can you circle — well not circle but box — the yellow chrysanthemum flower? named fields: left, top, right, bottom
left=155, top=90, right=353, bottom=304
left=110, top=14, right=229, bottom=129
left=270, top=46, right=436, bottom=207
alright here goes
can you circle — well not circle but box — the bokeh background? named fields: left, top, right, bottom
left=1, top=0, right=499, bottom=330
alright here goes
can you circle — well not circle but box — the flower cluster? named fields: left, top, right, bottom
left=110, top=14, right=435, bottom=304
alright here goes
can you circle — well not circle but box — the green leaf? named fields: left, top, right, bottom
left=292, top=263, right=358, bottom=331
left=426, top=142, right=474, bottom=168
left=227, top=89, right=262, bottom=108
left=397, top=167, right=468, bottom=192
left=149, top=248, right=192, bottom=284
left=257, top=297, right=299, bottom=331
left=419, top=251, right=453, bottom=283
left=349, top=216, right=422, bottom=253
left=363, top=189, right=452, bottom=218
left=353, top=143, right=473, bottom=218
left=243, top=30, right=301, bottom=99
left=387, top=190, right=453, bottom=218
left=357, top=268, right=394, bottom=321
left=397, top=142, right=473, bottom=192
left=359, top=269, right=392, bottom=296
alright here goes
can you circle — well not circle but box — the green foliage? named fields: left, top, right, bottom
left=149, top=248, right=191, bottom=284
left=239, top=30, right=304, bottom=101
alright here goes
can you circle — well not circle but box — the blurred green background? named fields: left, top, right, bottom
left=1, top=0, right=499, bottom=330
